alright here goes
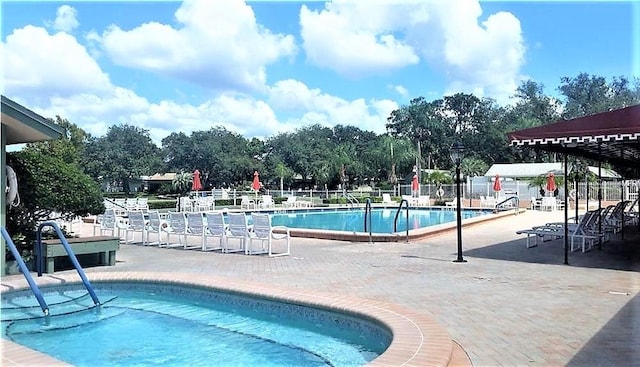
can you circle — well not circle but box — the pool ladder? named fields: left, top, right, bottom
left=1, top=221, right=101, bottom=315
left=363, top=199, right=372, bottom=243
left=393, top=199, right=410, bottom=242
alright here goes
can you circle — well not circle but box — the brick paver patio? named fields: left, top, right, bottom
left=3, top=209, right=639, bottom=366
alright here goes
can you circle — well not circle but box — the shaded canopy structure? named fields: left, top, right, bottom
left=508, top=104, right=640, bottom=265
left=509, top=104, right=640, bottom=178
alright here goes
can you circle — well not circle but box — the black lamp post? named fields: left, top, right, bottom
left=450, top=141, right=466, bottom=263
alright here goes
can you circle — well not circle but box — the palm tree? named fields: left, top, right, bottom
left=172, top=171, right=192, bottom=195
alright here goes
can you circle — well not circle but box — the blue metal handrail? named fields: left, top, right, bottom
left=36, top=221, right=100, bottom=306
left=393, top=199, right=410, bottom=242
left=1, top=227, right=49, bottom=315
left=363, top=198, right=372, bottom=243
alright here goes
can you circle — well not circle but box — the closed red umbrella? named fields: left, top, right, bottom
left=493, top=174, right=502, bottom=196
left=411, top=174, right=419, bottom=193
left=546, top=172, right=557, bottom=194
left=191, top=169, right=202, bottom=191
left=252, top=171, right=261, bottom=191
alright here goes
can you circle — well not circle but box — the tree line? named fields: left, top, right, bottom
left=11, top=72, right=640, bottom=199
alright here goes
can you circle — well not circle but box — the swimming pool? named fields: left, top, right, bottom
left=3, top=283, right=389, bottom=366
left=0, top=273, right=455, bottom=366
left=268, top=207, right=491, bottom=233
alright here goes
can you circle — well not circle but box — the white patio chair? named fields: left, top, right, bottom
left=204, top=211, right=226, bottom=252
left=530, top=197, right=541, bottom=210
left=259, top=195, right=275, bottom=209
left=114, top=198, right=127, bottom=216
left=185, top=212, right=207, bottom=250
left=94, top=208, right=120, bottom=238
left=124, top=210, right=148, bottom=245
left=248, top=213, right=290, bottom=257
left=146, top=210, right=166, bottom=246
left=282, top=196, right=297, bottom=208
left=179, top=196, right=194, bottom=212
left=163, top=212, right=189, bottom=248
left=136, top=197, right=149, bottom=212
left=125, top=198, right=139, bottom=212
left=225, top=212, right=250, bottom=253
left=240, top=195, right=256, bottom=210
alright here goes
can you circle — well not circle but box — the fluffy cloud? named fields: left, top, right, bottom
left=1, top=25, right=112, bottom=101
left=300, top=0, right=525, bottom=102
left=300, top=1, right=419, bottom=78
left=268, top=79, right=398, bottom=134
left=96, top=0, right=296, bottom=93
left=50, top=5, right=79, bottom=33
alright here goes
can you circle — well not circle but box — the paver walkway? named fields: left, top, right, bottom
left=6, top=210, right=640, bottom=366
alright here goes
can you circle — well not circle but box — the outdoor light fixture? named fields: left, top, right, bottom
left=450, top=141, right=466, bottom=263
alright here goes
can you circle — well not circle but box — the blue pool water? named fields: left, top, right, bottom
left=267, top=208, right=490, bottom=233
left=2, top=282, right=390, bottom=367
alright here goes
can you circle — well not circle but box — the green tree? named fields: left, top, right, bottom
left=6, top=150, right=104, bottom=257
left=558, top=73, right=640, bottom=118
left=83, top=124, right=163, bottom=194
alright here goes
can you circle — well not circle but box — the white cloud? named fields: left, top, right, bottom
left=390, top=84, right=409, bottom=97
left=50, top=5, right=79, bottom=33
left=96, top=0, right=296, bottom=93
left=1, top=25, right=112, bottom=101
left=299, top=0, right=526, bottom=102
left=268, top=79, right=398, bottom=134
left=299, top=1, right=420, bottom=78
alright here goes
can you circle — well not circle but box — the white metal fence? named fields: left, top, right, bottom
left=203, top=179, right=639, bottom=205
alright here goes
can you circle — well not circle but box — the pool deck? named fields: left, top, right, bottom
left=2, top=209, right=640, bottom=366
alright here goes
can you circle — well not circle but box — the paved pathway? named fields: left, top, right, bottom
left=11, top=210, right=640, bottom=366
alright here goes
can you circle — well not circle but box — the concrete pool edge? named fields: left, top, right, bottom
left=1, top=272, right=461, bottom=367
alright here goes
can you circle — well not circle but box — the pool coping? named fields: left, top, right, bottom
left=2, top=271, right=455, bottom=367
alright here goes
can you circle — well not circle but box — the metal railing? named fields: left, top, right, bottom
left=495, top=196, right=520, bottom=214
left=1, top=227, right=49, bottom=315
left=394, top=199, right=410, bottom=242
left=363, top=198, right=372, bottom=243
left=36, top=221, right=100, bottom=306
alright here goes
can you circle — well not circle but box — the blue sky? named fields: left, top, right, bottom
left=1, top=1, right=638, bottom=145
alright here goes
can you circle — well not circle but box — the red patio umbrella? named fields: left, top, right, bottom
left=546, top=172, right=557, bottom=194
left=191, top=169, right=202, bottom=191
left=411, top=174, right=419, bottom=195
left=252, top=171, right=261, bottom=192
left=493, top=174, right=502, bottom=197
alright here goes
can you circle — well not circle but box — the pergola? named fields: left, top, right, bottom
left=508, top=104, right=640, bottom=264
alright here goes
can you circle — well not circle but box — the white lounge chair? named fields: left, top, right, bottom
left=516, top=210, right=601, bottom=252
left=225, top=212, right=249, bottom=253
left=417, top=195, right=430, bottom=206
left=382, top=194, right=397, bottom=205
left=248, top=213, right=290, bottom=257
